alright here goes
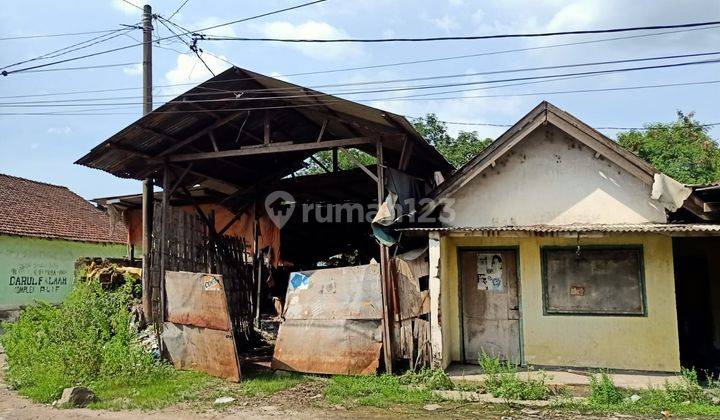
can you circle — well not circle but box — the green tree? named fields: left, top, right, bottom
left=300, top=148, right=376, bottom=175
left=617, top=111, right=720, bottom=184
left=412, top=113, right=492, bottom=168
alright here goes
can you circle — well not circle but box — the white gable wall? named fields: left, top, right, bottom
left=447, top=125, right=666, bottom=227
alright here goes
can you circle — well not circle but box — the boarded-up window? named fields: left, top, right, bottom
left=542, top=247, right=645, bottom=316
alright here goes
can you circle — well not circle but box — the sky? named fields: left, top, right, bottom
left=0, top=0, right=719, bottom=199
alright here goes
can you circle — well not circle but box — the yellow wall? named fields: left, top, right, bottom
left=439, top=233, right=680, bottom=372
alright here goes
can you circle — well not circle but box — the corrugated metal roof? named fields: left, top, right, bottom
left=398, top=224, right=720, bottom=234
left=74, top=67, right=452, bottom=190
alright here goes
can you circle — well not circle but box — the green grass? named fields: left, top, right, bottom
left=325, top=374, right=438, bottom=407
left=478, top=352, right=551, bottom=400
left=557, top=367, right=720, bottom=417
left=88, top=370, right=221, bottom=410
left=86, top=369, right=310, bottom=410
left=237, top=371, right=310, bottom=397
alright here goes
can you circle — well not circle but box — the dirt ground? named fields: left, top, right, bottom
left=0, top=351, right=638, bottom=420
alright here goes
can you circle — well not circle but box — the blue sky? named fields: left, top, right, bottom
left=1, top=0, right=719, bottom=199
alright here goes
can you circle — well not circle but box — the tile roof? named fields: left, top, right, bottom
left=399, top=224, right=720, bottom=234
left=0, top=173, right=127, bottom=243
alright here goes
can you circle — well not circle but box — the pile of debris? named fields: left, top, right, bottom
left=76, top=257, right=141, bottom=290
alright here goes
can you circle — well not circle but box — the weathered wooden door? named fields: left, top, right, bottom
left=459, top=249, right=520, bottom=364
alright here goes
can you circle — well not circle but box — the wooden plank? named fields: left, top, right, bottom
left=159, top=111, right=246, bottom=157
left=316, top=119, right=328, bottom=142
left=338, top=147, right=378, bottom=182
left=398, top=136, right=412, bottom=171
left=167, top=137, right=374, bottom=162
left=547, top=111, right=654, bottom=185
left=264, top=111, right=270, bottom=144
left=209, top=131, right=220, bottom=152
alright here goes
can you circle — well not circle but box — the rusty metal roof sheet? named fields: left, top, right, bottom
left=75, top=67, right=452, bottom=191
left=398, top=224, right=720, bottom=234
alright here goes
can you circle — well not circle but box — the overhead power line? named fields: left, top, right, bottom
left=0, top=28, right=137, bottom=71
left=16, top=62, right=140, bottom=74
left=167, top=0, right=191, bottom=20
left=1, top=56, right=717, bottom=107
left=4, top=79, right=716, bottom=114
left=4, top=51, right=718, bottom=103
left=0, top=0, right=327, bottom=76
left=198, top=20, right=720, bottom=42
left=0, top=28, right=130, bottom=41
left=1, top=23, right=716, bottom=99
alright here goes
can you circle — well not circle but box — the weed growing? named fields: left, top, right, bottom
left=568, top=367, right=720, bottom=417
left=478, top=352, right=551, bottom=400
left=1, top=277, right=159, bottom=403
left=325, top=374, right=437, bottom=407
left=587, top=371, right=624, bottom=405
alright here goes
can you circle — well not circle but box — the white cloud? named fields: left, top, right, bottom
left=431, top=15, right=460, bottom=33
left=47, top=126, right=72, bottom=135
left=163, top=52, right=231, bottom=97
left=112, top=0, right=146, bottom=15
left=122, top=63, right=143, bottom=76
left=258, top=20, right=363, bottom=61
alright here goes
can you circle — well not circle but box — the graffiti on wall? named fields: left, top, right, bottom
left=0, top=235, right=125, bottom=309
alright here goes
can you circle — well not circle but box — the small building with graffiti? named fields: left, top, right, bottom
left=0, top=173, right=127, bottom=315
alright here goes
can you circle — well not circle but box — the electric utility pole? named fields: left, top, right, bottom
left=141, top=4, right=154, bottom=323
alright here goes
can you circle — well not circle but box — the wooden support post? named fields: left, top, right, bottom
left=332, top=148, right=338, bottom=172
left=253, top=201, right=262, bottom=329
left=264, top=111, right=270, bottom=144
left=157, top=166, right=170, bottom=330
left=141, top=178, right=153, bottom=324
left=428, top=231, right=444, bottom=369
left=376, top=140, right=394, bottom=374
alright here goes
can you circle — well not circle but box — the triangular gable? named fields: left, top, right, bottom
left=431, top=101, right=658, bottom=201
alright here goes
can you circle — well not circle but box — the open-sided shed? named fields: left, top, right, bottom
left=77, top=66, right=451, bottom=375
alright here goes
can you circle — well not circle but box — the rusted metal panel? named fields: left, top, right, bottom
left=272, top=319, right=382, bottom=375
left=165, top=271, right=232, bottom=330
left=162, top=322, right=240, bottom=381
left=283, top=264, right=382, bottom=321
left=272, top=264, right=383, bottom=375
left=161, top=270, right=241, bottom=381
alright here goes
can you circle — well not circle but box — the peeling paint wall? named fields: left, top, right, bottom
left=0, top=235, right=126, bottom=310
left=439, top=233, right=680, bottom=372
left=448, top=126, right=666, bottom=227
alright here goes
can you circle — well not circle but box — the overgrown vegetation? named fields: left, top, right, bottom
left=325, top=374, right=437, bottom=407
left=413, top=113, right=492, bottom=168
left=570, top=367, right=720, bottom=417
left=0, top=276, right=160, bottom=403
left=478, top=352, right=551, bottom=401
left=617, top=111, right=720, bottom=184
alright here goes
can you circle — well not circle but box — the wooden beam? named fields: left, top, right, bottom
left=375, top=140, right=394, bottom=374
left=209, top=131, right=220, bottom=152
left=332, top=148, right=339, bottom=172
left=338, top=147, right=378, bottom=183
left=310, top=155, right=331, bottom=173
left=159, top=111, right=246, bottom=157
left=398, top=136, right=412, bottom=171
left=264, top=111, right=270, bottom=144
left=704, top=202, right=720, bottom=213
left=166, top=137, right=374, bottom=162
left=316, top=119, right=328, bottom=142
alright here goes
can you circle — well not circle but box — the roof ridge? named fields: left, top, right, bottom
left=0, top=172, right=70, bottom=190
